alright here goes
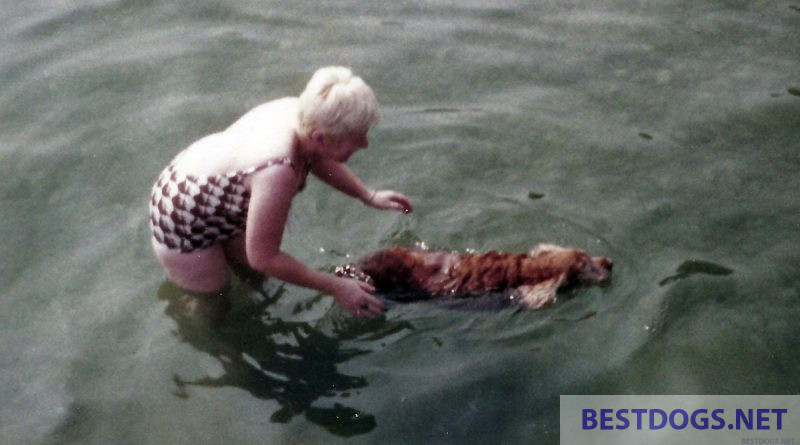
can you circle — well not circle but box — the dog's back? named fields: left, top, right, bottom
left=355, top=248, right=458, bottom=298
left=357, top=248, right=566, bottom=296
left=340, top=244, right=612, bottom=309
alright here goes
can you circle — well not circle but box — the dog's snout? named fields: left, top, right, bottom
left=603, top=257, right=613, bottom=270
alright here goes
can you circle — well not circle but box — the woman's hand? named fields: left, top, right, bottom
left=330, top=277, right=385, bottom=318
left=364, top=189, right=413, bottom=213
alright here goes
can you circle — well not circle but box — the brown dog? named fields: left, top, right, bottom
left=336, top=243, right=613, bottom=310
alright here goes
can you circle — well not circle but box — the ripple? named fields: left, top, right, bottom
left=552, top=310, right=598, bottom=322
left=527, top=191, right=545, bottom=200
left=418, top=107, right=484, bottom=114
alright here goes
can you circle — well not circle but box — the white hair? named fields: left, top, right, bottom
left=297, top=66, right=380, bottom=140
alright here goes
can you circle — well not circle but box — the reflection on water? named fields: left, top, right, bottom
left=156, top=280, right=409, bottom=437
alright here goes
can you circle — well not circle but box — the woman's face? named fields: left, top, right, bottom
left=325, top=130, right=369, bottom=163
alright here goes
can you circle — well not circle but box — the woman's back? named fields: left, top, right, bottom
left=171, top=97, right=299, bottom=177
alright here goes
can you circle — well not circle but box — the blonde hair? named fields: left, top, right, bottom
left=297, top=66, right=380, bottom=140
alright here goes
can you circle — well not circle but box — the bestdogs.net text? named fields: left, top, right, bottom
left=582, top=408, right=787, bottom=431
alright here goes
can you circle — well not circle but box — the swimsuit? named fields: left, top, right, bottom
left=149, top=153, right=307, bottom=253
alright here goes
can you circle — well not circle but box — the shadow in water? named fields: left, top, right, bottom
left=659, top=259, right=734, bottom=286
left=156, top=279, right=403, bottom=437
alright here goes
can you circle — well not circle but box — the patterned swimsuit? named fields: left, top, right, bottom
left=149, top=153, right=307, bottom=253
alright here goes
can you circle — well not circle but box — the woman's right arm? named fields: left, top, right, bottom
left=244, top=165, right=385, bottom=317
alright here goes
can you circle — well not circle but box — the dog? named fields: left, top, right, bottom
left=336, top=243, right=613, bottom=310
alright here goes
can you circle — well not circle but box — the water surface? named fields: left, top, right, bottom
left=1, top=1, right=799, bottom=444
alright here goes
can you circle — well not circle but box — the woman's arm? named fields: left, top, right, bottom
left=245, top=165, right=384, bottom=317
left=310, top=158, right=413, bottom=212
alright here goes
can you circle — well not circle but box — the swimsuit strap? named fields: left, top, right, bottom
left=244, top=156, right=295, bottom=176
left=239, top=156, right=311, bottom=190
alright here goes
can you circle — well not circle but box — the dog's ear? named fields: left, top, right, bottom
left=514, top=273, right=566, bottom=309
left=528, top=243, right=564, bottom=256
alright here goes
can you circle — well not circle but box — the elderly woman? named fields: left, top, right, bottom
left=149, top=67, right=412, bottom=318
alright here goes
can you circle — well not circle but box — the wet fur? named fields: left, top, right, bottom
left=337, top=244, right=613, bottom=310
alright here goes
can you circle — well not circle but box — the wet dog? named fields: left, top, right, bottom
left=336, top=243, right=613, bottom=310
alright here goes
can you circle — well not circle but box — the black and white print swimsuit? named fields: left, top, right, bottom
left=149, top=152, right=307, bottom=253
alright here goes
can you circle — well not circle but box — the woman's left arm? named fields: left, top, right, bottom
left=311, top=158, right=413, bottom=213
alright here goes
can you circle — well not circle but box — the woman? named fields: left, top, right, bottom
left=149, top=67, right=412, bottom=318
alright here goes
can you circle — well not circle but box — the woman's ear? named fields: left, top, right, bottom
left=310, top=130, right=326, bottom=148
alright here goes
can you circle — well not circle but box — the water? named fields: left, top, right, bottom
left=1, top=1, right=798, bottom=443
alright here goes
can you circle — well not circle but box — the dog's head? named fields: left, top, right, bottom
left=513, top=244, right=613, bottom=309
left=528, top=243, right=613, bottom=284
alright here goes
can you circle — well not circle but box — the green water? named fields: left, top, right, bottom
left=1, top=1, right=799, bottom=444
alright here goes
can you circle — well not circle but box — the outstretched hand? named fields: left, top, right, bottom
left=365, top=190, right=413, bottom=213
left=330, top=277, right=385, bottom=318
